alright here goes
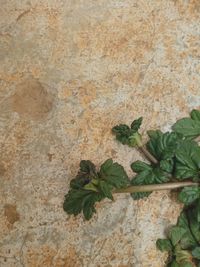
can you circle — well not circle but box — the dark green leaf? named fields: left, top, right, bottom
left=112, top=117, right=143, bottom=147
left=187, top=208, right=200, bottom=244
left=178, top=187, right=200, bottom=205
left=156, top=239, right=173, bottom=252
left=191, top=110, right=200, bottom=122
left=147, top=132, right=181, bottom=169
left=70, top=160, right=97, bottom=189
left=99, top=159, right=129, bottom=189
left=175, top=140, right=200, bottom=180
left=160, top=159, right=174, bottom=173
left=192, top=247, right=200, bottom=259
left=112, top=124, right=132, bottom=145
left=131, top=117, right=143, bottom=131
left=130, top=158, right=170, bottom=200
left=63, top=189, right=104, bottom=220
left=99, top=180, right=113, bottom=200
left=177, top=212, right=198, bottom=249
left=172, top=118, right=200, bottom=139
left=131, top=161, right=152, bottom=173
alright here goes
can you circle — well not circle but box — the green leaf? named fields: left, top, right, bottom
left=191, top=109, right=200, bottom=122
left=192, top=247, right=200, bottom=259
left=130, top=164, right=169, bottom=200
left=160, top=159, right=174, bottom=173
left=156, top=239, right=172, bottom=252
left=177, top=212, right=198, bottom=249
left=175, top=140, right=200, bottom=180
left=178, top=186, right=200, bottom=205
left=99, top=180, right=113, bottom=200
left=147, top=131, right=181, bottom=161
left=112, top=124, right=132, bottom=145
left=169, top=261, right=180, bottom=267
left=99, top=159, right=129, bottom=189
left=172, top=117, right=200, bottom=139
left=63, top=189, right=104, bottom=220
left=70, top=160, right=97, bottom=189
left=131, top=117, right=143, bottom=131
left=131, top=160, right=152, bottom=173
left=112, top=117, right=143, bottom=147
left=170, top=227, right=187, bottom=246
left=187, top=207, right=200, bottom=244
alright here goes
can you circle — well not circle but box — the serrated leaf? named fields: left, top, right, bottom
left=170, top=226, right=187, bottom=246
left=175, top=140, right=200, bottom=180
left=187, top=207, right=200, bottom=244
left=192, top=247, right=200, bottom=259
left=177, top=212, right=198, bottom=249
left=130, top=165, right=169, bottom=200
left=99, top=159, right=129, bottom=189
left=99, top=180, right=113, bottom=200
left=191, top=110, right=200, bottom=122
left=112, top=118, right=143, bottom=147
left=131, top=161, right=152, bottom=173
left=112, top=124, right=132, bottom=145
left=147, top=131, right=181, bottom=161
left=172, top=117, right=200, bottom=139
left=63, top=189, right=104, bottom=220
left=156, top=239, right=172, bottom=252
left=178, top=187, right=200, bottom=205
left=131, top=117, right=143, bottom=131
left=160, top=159, right=174, bottom=173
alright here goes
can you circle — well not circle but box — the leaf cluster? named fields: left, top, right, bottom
left=63, top=159, right=129, bottom=220
left=157, top=200, right=200, bottom=266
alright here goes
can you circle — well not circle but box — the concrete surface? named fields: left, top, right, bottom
left=0, top=0, right=200, bottom=266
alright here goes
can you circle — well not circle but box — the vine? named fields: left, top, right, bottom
left=63, top=109, right=200, bottom=267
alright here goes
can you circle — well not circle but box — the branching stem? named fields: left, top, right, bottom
left=113, top=181, right=198, bottom=194
left=138, top=145, right=158, bottom=164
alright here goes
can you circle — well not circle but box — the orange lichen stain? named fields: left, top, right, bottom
left=24, top=246, right=81, bottom=267
left=4, top=204, right=20, bottom=225
left=74, top=16, right=155, bottom=62
left=173, top=0, right=200, bottom=18
left=59, top=80, right=97, bottom=107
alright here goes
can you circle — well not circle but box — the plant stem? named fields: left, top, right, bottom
left=138, top=145, right=158, bottom=164
left=113, top=181, right=199, bottom=194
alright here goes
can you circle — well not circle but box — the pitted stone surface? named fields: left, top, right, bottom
left=0, top=1, right=200, bottom=266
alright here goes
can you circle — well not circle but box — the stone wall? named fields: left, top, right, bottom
left=0, top=1, right=200, bottom=266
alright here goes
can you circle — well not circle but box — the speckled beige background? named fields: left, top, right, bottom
left=0, top=1, right=200, bottom=266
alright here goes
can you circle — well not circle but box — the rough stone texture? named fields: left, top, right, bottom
left=0, top=1, right=200, bottom=266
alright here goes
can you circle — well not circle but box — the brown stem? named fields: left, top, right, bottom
left=138, top=146, right=158, bottom=164
left=113, top=181, right=198, bottom=194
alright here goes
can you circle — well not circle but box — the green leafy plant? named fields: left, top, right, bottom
left=63, top=109, right=200, bottom=266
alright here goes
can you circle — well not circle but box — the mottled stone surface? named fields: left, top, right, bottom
left=0, top=1, right=200, bottom=266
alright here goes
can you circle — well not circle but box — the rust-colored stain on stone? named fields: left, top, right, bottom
left=0, top=0, right=200, bottom=266
left=4, top=204, right=20, bottom=225
left=12, top=77, right=54, bottom=121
